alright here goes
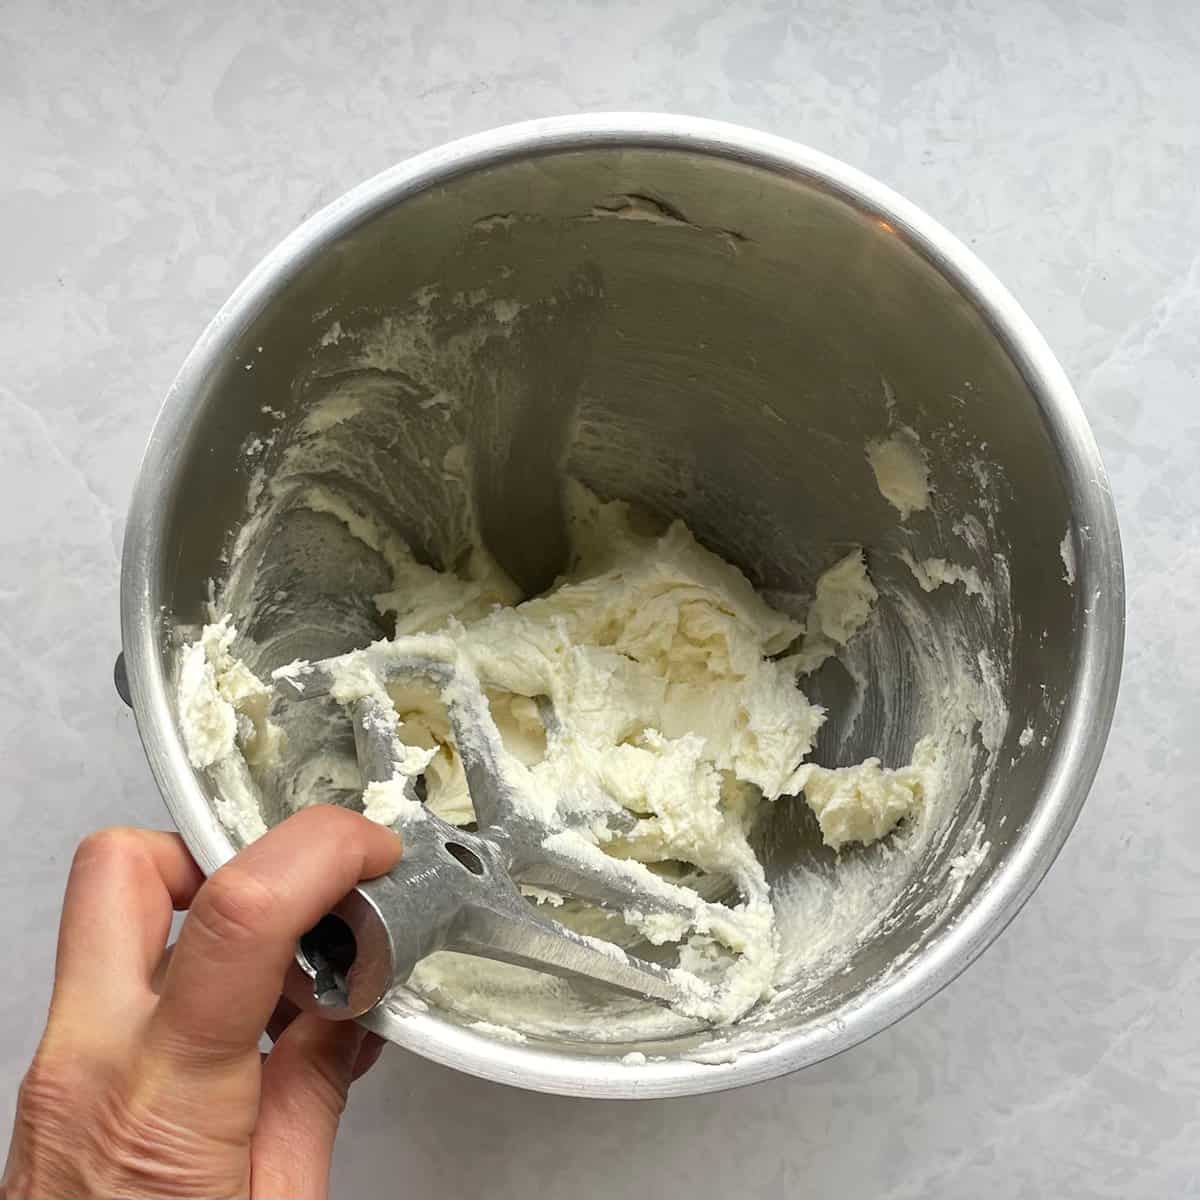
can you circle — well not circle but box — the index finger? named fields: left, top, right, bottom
left=150, top=806, right=401, bottom=1063
left=50, top=829, right=203, bottom=1033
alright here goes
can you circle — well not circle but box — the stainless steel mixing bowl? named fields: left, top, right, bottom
left=120, top=114, right=1124, bottom=1098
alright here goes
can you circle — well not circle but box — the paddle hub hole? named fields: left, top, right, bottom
left=445, top=842, right=484, bottom=875
left=299, top=914, right=358, bottom=1008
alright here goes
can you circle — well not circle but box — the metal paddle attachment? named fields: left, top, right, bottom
left=278, top=645, right=710, bottom=1021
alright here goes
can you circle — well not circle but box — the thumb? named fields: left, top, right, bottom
left=251, top=1013, right=368, bottom=1200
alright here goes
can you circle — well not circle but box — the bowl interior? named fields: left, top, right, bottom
left=147, top=142, right=1084, bottom=1069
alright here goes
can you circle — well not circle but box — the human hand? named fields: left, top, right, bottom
left=2, top=807, right=403, bottom=1199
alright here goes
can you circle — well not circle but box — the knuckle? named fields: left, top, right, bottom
left=10, top=1042, right=243, bottom=1196
left=189, top=866, right=278, bottom=947
left=98, top=1095, right=190, bottom=1176
left=72, top=826, right=146, bottom=871
left=8, top=1050, right=102, bottom=1191
left=81, top=1084, right=237, bottom=1197
left=16, top=1049, right=81, bottom=1123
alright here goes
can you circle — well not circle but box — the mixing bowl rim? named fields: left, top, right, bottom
left=120, top=112, right=1125, bottom=1099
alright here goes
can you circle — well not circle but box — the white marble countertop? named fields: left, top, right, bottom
left=3, top=1, right=1197, bottom=1195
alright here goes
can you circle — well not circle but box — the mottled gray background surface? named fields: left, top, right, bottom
left=2, top=0, right=1197, bottom=1196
